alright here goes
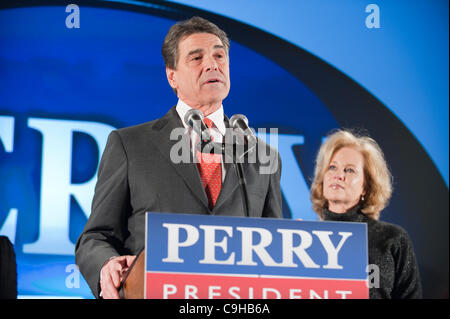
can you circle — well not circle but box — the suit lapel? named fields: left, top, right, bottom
left=151, top=107, right=209, bottom=209
left=213, top=161, right=239, bottom=212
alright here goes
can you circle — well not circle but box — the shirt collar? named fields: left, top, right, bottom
left=175, top=99, right=226, bottom=135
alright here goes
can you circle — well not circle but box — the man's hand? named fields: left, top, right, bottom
left=100, top=255, right=136, bottom=299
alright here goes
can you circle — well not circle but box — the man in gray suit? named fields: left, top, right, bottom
left=75, top=16, right=282, bottom=299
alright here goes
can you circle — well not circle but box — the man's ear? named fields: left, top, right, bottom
left=166, top=67, right=177, bottom=89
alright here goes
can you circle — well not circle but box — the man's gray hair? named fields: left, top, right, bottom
left=162, top=16, right=230, bottom=70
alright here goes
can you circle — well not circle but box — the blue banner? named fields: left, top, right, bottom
left=145, top=213, right=368, bottom=299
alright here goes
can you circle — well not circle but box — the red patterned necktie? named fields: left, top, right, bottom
left=196, top=118, right=222, bottom=210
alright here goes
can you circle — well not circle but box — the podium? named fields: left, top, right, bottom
left=119, top=249, right=145, bottom=299
left=117, top=213, right=369, bottom=299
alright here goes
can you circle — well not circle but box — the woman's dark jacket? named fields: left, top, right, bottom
left=323, top=206, right=422, bottom=299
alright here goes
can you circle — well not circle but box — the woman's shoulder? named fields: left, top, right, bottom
left=371, top=218, right=407, bottom=233
left=368, top=218, right=413, bottom=247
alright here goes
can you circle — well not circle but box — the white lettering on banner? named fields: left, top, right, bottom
left=209, top=286, right=221, bottom=299
left=236, top=227, right=282, bottom=267
left=229, top=286, right=241, bottom=299
left=199, top=225, right=235, bottom=265
left=167, top=284, right=353, bottom=299
left=336, top=290, right=352, bottom=299
left=161, top=223, right=353, bottom=269
left=290, top=289, right=302, bottom=299
left=163, top=284, right=177, bottom=299
left=185, top=285, right=199, bottom=299
left=312, top=231, right=352, bottom=269
left=277, top=229, right=320, bottom=268
left=162, top=223, right=200, bottom=263
left=262, top=287, right=281, bottom=299
left=23, top=118, right=115, bottom=255
left=310, top=290, right=328, bottom=299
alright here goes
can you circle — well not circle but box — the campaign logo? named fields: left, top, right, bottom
left=145, top=213, right=368, bottom=299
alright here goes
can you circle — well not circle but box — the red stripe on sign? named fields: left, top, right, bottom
left=146, top=272, right=368, bottom=299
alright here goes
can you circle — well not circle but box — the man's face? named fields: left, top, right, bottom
left=166, top=32, right=230, bottom=108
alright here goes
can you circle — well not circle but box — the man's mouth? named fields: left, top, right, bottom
left=204, top=78, right=222, bottom=84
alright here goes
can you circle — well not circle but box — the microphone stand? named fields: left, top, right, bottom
left=234, top=160, right=249, bottom=218
left=198, top=140, right=256, bottom=218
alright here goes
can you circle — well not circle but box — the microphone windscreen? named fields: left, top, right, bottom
left=229, top=114, right=248, bottom=129
left=184, top=109, right=204, bottom=127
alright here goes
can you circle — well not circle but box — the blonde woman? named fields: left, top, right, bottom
left=310, top=129, right=422, bottom=299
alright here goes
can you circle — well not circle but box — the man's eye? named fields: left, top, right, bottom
left=192, top=56, right=201, bottom=61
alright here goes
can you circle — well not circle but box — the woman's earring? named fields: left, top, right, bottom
left=361, top=195, right=365, bottom=201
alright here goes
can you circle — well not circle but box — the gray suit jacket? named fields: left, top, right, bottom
left=75, top=106, right=282, bottom=298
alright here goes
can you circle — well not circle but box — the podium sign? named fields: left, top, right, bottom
left=145, top=213, right=368, bottom=299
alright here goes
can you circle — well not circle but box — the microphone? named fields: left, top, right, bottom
left=229, top=114, right=253, bottom=218
left=229, top=114, right=257, bottom=146
left=184, top=109, right=212, bottom=143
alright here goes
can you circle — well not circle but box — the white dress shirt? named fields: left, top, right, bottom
left=175, top=99, right=227, bottom=181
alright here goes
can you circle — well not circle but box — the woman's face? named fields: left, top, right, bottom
left=323, top=147, right=366, bottom=213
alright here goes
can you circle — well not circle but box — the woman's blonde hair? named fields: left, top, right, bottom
left=310, top=129, right=393, bottom=220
